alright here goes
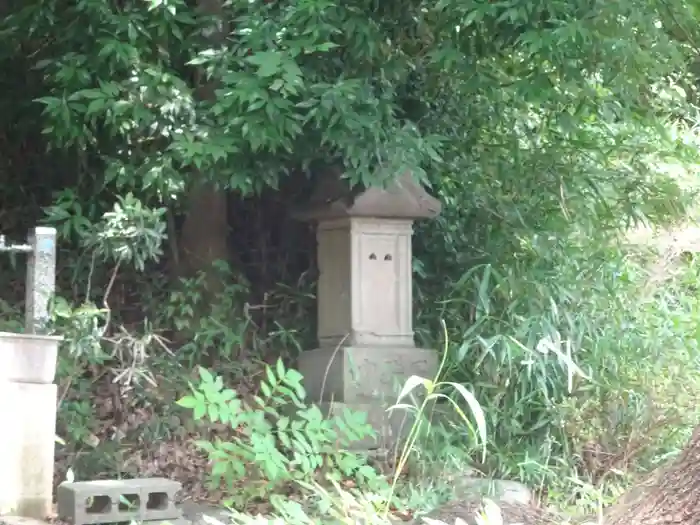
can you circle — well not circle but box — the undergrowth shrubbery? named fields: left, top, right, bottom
left=411, top=225, right=700, bottom=503
left=176, top=362, right=382, bottom=506
left=4, top=190, right=700, bottom=521
left=3, top=186, right=700, bottom=521
left=171, top=331, right=492, bottom=524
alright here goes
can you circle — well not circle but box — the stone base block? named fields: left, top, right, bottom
left=298, top=345, right=437, bottom=448
left=298, top=345, right=437, bottom=404
left=0, top=382, right=57, bottom=519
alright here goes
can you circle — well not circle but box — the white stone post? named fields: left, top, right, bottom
left=0, top=226, right=61, bottom=519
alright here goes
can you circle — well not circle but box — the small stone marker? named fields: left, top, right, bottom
left=0, top=226, right=58, bottom=334
left=56, top=478, right=182, bottom=525
left=24, top=227, right=57, bottom=335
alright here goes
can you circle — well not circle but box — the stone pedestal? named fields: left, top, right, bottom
left=0, top=332, right=62, bottom=519
left=298, top=345, right=437, bottom=445
left=296, top=170, right=441, bottom=446
left=298, top=346, right=437, bottom=403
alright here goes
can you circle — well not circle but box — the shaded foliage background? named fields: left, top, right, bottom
left=0, top=0, right=700, bottom=512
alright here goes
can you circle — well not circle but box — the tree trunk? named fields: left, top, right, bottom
left=177, top=0, right=229, bottom=283
left=603, top=425, right=700, bottom=525
left=170, top=0, right=231, bottom=355
left=178, top=182, right=228, bottom=280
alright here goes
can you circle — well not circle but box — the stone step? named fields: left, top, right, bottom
left=56, top=478, right=182, bottom=525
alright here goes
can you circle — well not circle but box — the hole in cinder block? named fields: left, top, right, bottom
left=383, top=253, right=392, bottom=261
left=369, top=253, right=377, bottom=260
left=146, top=491, right=169, bottom=511
left=118, top=493, right=140, bottom=512
left=85, top=495, right=111, bottom=514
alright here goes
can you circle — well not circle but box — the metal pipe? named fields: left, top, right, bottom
left=0, top=235, right=32, bottom=252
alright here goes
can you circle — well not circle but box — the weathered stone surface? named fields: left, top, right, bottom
left=25, top=226, right=57, bottom=335
left=299, top=346, right=437, bottom=404
left=0, top=516, right=52, bottom=525
left=452, top=478, right=534, bottom=506
left=421, top=499, right=560, bottom=525
left=311, top=218, right=417, bottom=349
left=296, top=169, right=441, bottom=221
left=0, top=382, right=57, bottom=519
left=0, top=332, right=61, bottom=384
left=178, top=502, right=232, bottom=525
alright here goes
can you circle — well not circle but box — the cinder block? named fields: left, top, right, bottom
left=56, top=478, right=182, bottom=525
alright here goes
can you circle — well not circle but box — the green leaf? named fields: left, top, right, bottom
left=211, top=460, right=228, bottom=477
left=394, top=375, right=431, bottom=404
left=315, top=42, right=339, bottom=52
left=266, top=365, right=277, bottom=387
left=276, top=358, right=285, bottom=380
left=199, top=367, right=214, bottom=384
left=218, top=405, right=230, bottom=424
left=193, top=402, right=206, bottom=420
left=278, top=431, right=291, bottom=448
left=208, top=403, right=220, bottom=422
left=246, top=51, right=283, bottom=78
left=86, top=98, right=106, bottom=115
left=220, top=389, right=236, bottom=401
left=70, top=89, right=105, bottom=100
left=441, top=383, right=488, bottom=462
left=176, top=396, right=198, bottom=409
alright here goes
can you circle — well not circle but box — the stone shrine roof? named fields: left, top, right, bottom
left=295, top=167, right=441, bottom=221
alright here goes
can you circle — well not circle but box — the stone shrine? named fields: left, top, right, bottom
left=296, top=169, right=441, bottom=445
